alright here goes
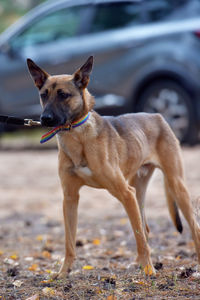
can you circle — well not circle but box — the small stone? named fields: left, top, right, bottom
left=7, top=266, right=19, bottom=277
left=13, top=280, right=23, bottom=287
left=63, top=283, right=72, bottom=292
left=179, top=267, right=195, bottom=278
left=154, top=262, right=163, bottom=270
left=76, top=240, right=84, bottom=247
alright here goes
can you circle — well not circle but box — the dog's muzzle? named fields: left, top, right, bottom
left=40, top=111, right=65, bottom=127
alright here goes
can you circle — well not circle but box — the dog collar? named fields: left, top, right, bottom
left=40, top=112, right=90, bottom=144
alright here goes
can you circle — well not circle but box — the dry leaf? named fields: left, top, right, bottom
left=28, top=264, right=39, bottom=271
left=132, top=280, right=148, bottom=286
left=36, top=235, right=43, bottom=241
left=41, top=279, right=53, bottom=284
left=82, top=265, right=94, bottom=270
left=144, top=264, right=153, bottom=276
left=42, top=251, right=51, bottom=259
left=93, top=239, right=101, bottom=245
left=0, top=250, right=3, bottom=256
left=42, top=287, right=55, bottom=296
left=107, top=295, right=117, bottom=300
left=10, top=254, right=18, bottom=260
left=25, top=294, right=39, bottom=300
left=119, top=218, right=128, bottom=225
left=176, top=255, right=181, bottom=260
left=173, top=231, right=179, bottom=236
left=187, top=241, right=195, bottom=248
left=13, top=280, right=23, bottom=287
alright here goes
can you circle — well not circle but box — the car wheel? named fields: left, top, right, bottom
left=136, top=80, right=198, bottom=144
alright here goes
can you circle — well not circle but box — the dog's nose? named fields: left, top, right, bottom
left=41, top=113, right=54, bottom=127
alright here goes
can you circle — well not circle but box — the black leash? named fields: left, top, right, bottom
left=0, top=115, right=41, bottom=127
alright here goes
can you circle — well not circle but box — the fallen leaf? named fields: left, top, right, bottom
left=144, top=264, right=153, bottom=276
left=187, top=241, right=195, bottom=247
left=96, top=288, right=102, bottom=294
left=28, top=264, right=39, bottom=271
left=173, top=231, right=179, bottom=236
left=25, top=294, right=39, bottom=300
left=132, top=280, right=148, bottom=286
left=106, top=295, right=117, bottom=300
left=119, top=218, right=128, bottom=225
left=42, top=287, right=55, bottom=296
left=13, top=280, right=23, bottom=287
left=93, top=239, right=101, bottom=245
left=36, top=235, right=43, bottom=241
left=82, top=265, right=94, bottom=270
left=10, top=254, right=18, bottom=260
left=45, top=269, right=52, bottom=274
left=0, top=250, right=3, bottom=256
left=41, top=279, right=53, bottom=284
left=42, top=251, right=51, bottom=259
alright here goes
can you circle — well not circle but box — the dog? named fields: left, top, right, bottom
left=27, top=56, right=200, bottom=278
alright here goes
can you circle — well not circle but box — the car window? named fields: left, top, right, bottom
left=11, top=5, right=89, bottom=49
left=89, top=1, right=143, bottom=33
left=144, top=0, right=191, bottom=22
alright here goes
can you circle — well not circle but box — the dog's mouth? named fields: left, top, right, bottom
left=40, top=114, right=67, bottom=128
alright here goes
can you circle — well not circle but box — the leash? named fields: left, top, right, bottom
left=0, top=115, right=41, bottom=127
left=0, top=113, right=90, bottom=144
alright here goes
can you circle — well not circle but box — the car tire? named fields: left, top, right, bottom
left=136, top=80, right=198, bottom=144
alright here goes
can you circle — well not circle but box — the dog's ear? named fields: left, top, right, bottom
left=27, top=58, right=49, bottom=89
left=73, top=56, right=93, bottom=89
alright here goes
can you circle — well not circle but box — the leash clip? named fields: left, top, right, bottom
left=68, top=123, right=72, bottom=131
left=24, top=119, right=41, bottom=126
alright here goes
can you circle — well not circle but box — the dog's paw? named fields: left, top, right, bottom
left=136, top=255, right=156, bottom=275
left=51, top=270, right=71, bottom=280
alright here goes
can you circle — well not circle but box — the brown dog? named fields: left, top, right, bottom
left=27, top=56, right=200, bottom=278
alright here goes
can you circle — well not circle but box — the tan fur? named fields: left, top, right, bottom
left=27, top=57, right=200, bottom=278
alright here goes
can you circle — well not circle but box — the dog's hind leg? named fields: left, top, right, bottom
left=164, top=178, right=183, bottom=233
left=164, top=174, right=200, bottom=263
left=159, top=137, right=200, bottom=263
left=130, top=164, right=155, bottom=240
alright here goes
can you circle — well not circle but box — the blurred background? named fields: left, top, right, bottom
left=0, top=0, right=200, bottom=146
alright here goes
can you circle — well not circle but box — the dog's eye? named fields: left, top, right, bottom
left=40, top=90, right=48, bottom=101
left=57, top=90, right=71, bottom=100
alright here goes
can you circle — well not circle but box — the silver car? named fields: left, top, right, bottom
left=0, top=0, right=200, bottom=143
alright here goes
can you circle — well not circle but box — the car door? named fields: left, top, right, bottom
left=73, top=1, right=146, bottom=112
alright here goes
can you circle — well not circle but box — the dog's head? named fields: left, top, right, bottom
left=27, top=56, right=94, bottom=127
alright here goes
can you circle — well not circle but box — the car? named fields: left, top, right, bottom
left=0, top=0, right=200, bottom=143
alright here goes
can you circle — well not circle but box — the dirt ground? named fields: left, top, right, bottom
left=0, top=144, right=200, bottom=299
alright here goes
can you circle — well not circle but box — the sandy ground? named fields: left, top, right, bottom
left=0, top=146, right=199, bottom=222
left=0, top=145, right=200, bottom=299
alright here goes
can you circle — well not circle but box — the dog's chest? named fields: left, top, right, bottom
left=58, top=134, right=99, bottom=187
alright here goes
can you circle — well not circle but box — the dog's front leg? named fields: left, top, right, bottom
left=54, top=151, right=83, bottom=279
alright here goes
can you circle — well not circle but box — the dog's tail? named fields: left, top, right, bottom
left=164, top=178, right=183, bottom=233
